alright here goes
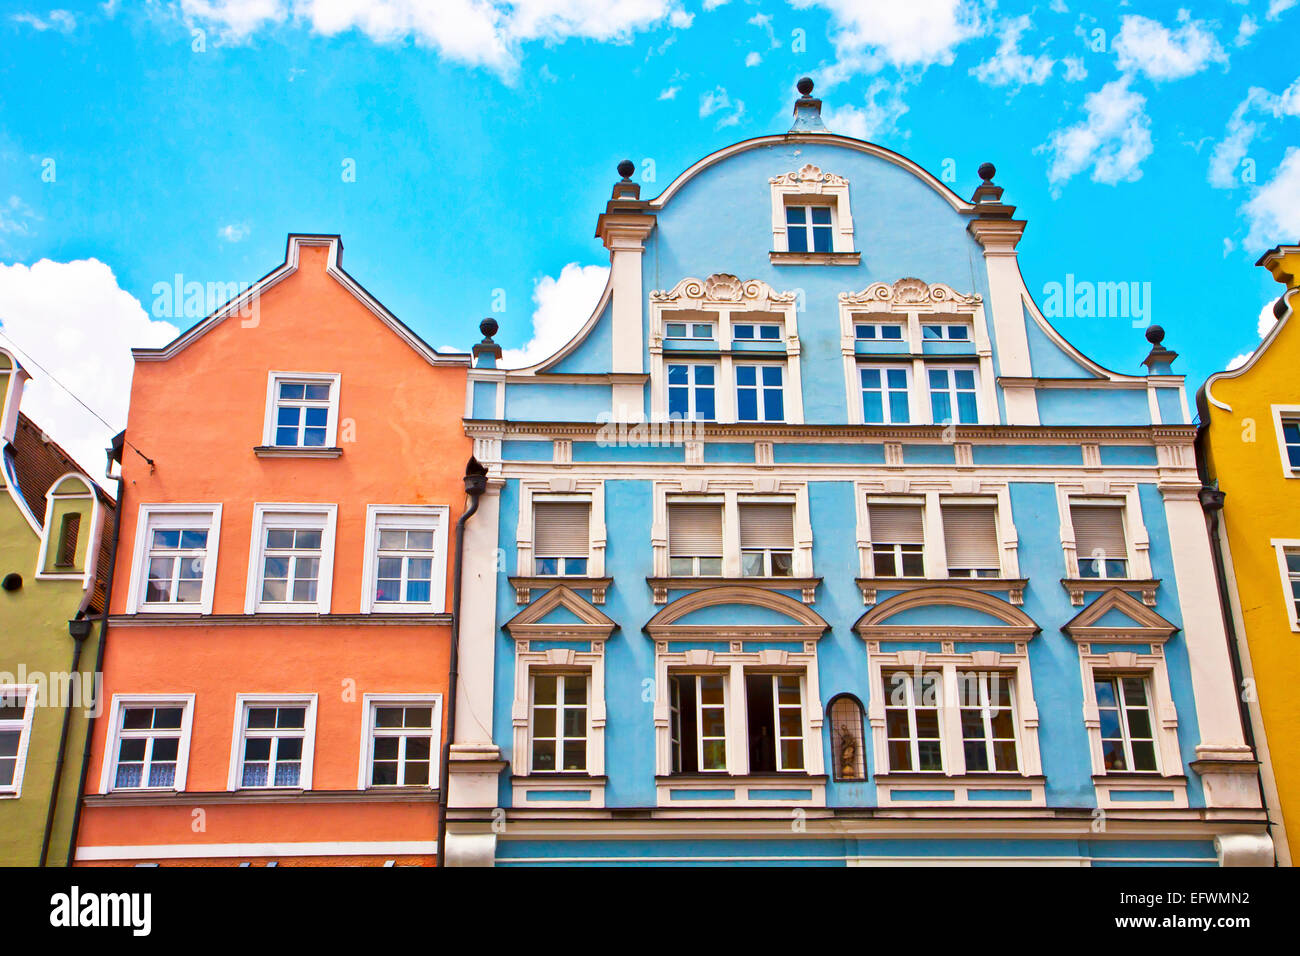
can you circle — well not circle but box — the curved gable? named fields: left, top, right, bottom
left=855, top=587, right=1039, bottom=640
left=645, top=586, right=829, bottom=639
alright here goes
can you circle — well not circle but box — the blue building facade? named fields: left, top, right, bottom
left=444, top=83, right=1272, bottom=867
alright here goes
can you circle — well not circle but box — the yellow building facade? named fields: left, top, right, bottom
left=1198, top=244, right=1300, bottom=867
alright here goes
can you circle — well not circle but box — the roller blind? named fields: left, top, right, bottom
left=739, top=502, right=794, bottom=550
left=1071, top=504, right=1127, bottom=559
left=668, top=503, right=723, bottom=556
left=534, top=501, right=590, bottom=556
left=942, top=505, right=1000, bottom=570
left=869, top=503, right=924, bottom=545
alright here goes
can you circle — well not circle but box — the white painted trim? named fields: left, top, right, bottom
left=261, top=371, right=341, bottom=449
left=227, top=693, right=319, bottom=791
left=768, top=165, right=855, bottom=254
left=0, top=684, right=38, bottom=797
left=356, top=693, right=443, bottom=790
left=243, top=503, right=338, bottom=615
left=33, top=472, right=103, bottom=590
left=98, top=694, right=196, bottom=794
left=1269, top=538, right=1300, bottom=633
left=359, top=505, right=451, bottom=614
left=1204, top=286, right=1298, bottom=412
left=75, top=840, right=438, bottom=861
left=125, top=504, right=223, bottom=615
left=515, top=482, right=606, bottom=579
left=1269, top=405, right=1300, bottom=479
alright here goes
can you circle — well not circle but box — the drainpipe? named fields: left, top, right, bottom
left=1196, top=478, right=1278, bottom=865
left=37, top=614, right=93, bottom=866
left=63, top=434, right=125, bottom=867
left=436, top=456, right=488, bottom=868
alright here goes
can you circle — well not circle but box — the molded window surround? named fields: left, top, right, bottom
left=360, top=505, right=450, bottom=614
left=358, top=694, right=442, bottom=789
left=125, top=504, right=223, bottom=614
left=99, top=694, right=195, bottom=794
left=514, top=483, right=606, bottom=583
left=35, top=473, right=103, bottom=586
left=768, top=164, right=855, bottom=257
left=0, top=685, right=36, bottom=797
left=259, top=371, right=341, bottom=455
left=227, top=694, right=318, bottom=791
left=1057, top=488, right=1153, bottom=583
left=1270, top=405, right=1300, bottom=478
left=244, top=504, right=338, bottom=615
left=1270, top=539, right=1300, bottom=632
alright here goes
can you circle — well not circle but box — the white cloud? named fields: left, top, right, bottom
left=1226, top=352, right=1251, bottom=370
left=1267, top=0, right=1297, bottom=21
left=500, top=263, right=609, bottom=369
left=745, top=51, right=761, bottom=67
left=821, top=78, right=909, bottom=141
left=703, top=0, right=729, bottom=8
left=1208, top=78, right=1300, bottom=189
left=1112, top=13, right=1227, bottom=82
left=11, top=9, right=76, bottom=32
left=1223, top=237, right=1235, bottom=257
left=1039, top=77, right=1152, bottom=188
left=218, top=222, right=251, bottom=242
left=1235, top=15, right=1258, bottom=47
left=699, top=86, right=744, bottom=127
left=791, top=0, right=987, bottom=86
left=0, top=196, right=38, bottom=239
left=1061, top=56, right=1087, bottom=82
left=1259, top=300, right=1279, bottom=338
left=0, top=259, right=179, bottom=474
left=657, top=85, right=679, bottom=100
left=1049, top=0, right=1067, bottom=12
left=748, top=11, right=779, bottom=48
left=178, top=0, right=691, bottom=75
left=1243, top=147, right=1300, bottom=250
left=970, top=15, right=1055, bottom=89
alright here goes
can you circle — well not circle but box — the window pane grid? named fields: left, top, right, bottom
left=1095, top=676, right=1158, bottom=772
left=113, top=705, right=184, bottom=789
left=0, top=690, right=30, bottom=789
left=736, top=364, right=785, bottom=423
left=884, top=672, right=943, bottom=772
left=144, top=528, right=209, bottom=604
left=261, top=527, right=323, bottom=604
left=273, top=380, right=332, bottom=447
left=370, top=704, right=435, bottom=786
left=375, top=527, right=436, bottom=604
left=530, top=674, right=588, bottom=773
left=957, top=673, right=1019, bottom=773
left=784, top=204, right=833, bottom=253
left=667, top=363, right=716, bottom=421
left=927, top=367, right=979, bottom=424
left=860, top=366, right=910, bottom=424
left=240, top=705, right=307, bottom=788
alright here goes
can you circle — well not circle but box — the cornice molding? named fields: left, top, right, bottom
left=650, top=274, right=798, bottom=310
left=841, top=277, right=981, bottom=308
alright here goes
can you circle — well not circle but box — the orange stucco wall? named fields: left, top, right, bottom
left=79, top=240, right=470, bottom=864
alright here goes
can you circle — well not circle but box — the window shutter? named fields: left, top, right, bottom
left=55, top=513, right=81, bottom=567
left=1071, top=504, right=1127, bottom=559
left=739, top=503, right=794, bottom=550
left=668, top=503, right=723, bottom=556
left=869, top=504, right=924, bottom=545
left=942, top=505, right=1000, bottom=570
left=533, top=502, right=590, bottom=557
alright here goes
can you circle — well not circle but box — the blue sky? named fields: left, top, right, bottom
left=0, top=0, right=1297, bottom=472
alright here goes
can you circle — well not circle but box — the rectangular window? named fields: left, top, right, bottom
left=55, top=513, right=81, bottom=568
left=854, top=322, right=904, bottom=341
left=785, top=204, right=833, bottom=253
left=236, top=702, right=312, bottom=789
left=533, top=500, right=591, bottom=577
left=869, top=502, right=925, bottom=577
left=664, top=321, right=715, bottom=340
left=1282, top=420, right=1300, bottom=470
left=530, top=673, right=588, bottom=773
left=922, top=323, right=970, bottom=341
left=884, top=671, right=943, bottom=772
left=736, top=363, right=784, bottom=422
left=261, top=528, right=322, bottom=605
left=667, top=363, right=716, bottom=421
left=250, top=506, right=335, bottom=614
left=732, top=322, right=782, bottom=341
left=111, top=705, right=185, bottom=790
left=739, top=501, right=794, bottom=577
left=957, top=673, right=1019, bottom=772
left=927, top=366, right=979, bottom=424
left=133, top=506, right=220, bottom=614
left=0, top=688, right=33, bottom=793
left=364, top=507, right=448, bottom=613
left=1095, top=676, right=1158, bottom=772
left=860, top=365, right=910, bottom=424
left=272, top=379, right=333, bottom=447
left=1071, top=503, right=1129, bottom=578
left=669, top=674, right=728, bottom=773
left=745, top=674, right=805, bottom=773
left=668, top=501, right=724, bottom=576
left=942, top=503, right=1001, bottom=578
left=1284, top=549, right=1300, bottom=623
left=367, top=700, right=437, bottom=787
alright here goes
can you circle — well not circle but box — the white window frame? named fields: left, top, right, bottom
left=957, top=671, right=1021, bottom=774
left=663, top=319, right=717, bottom=340
left=357, top=694, right=442, bottom=790
left=514, top=482, right=606, bottom=585
left=1060, top=491, right=1151, bottom=581
left=940, top=498, right=1004, bottom=579
left=858, top=363, right=912, bottom=425
left=244, top=503, right=338, bottom=614
left=734, top=361, right=786, bottom=423
left=853, top=321, right=906, bottom=342
left=730, top=320, right=784, bottom=341
left=531, top=496, right=593, bottom=577
left=769, top=164, right=854, bottom=254
left=125, top=504, right=223, bottom=615
left=1270, top=405, right=1300, bottom=478
left=659, top=488, right=811, bottom=583
left=34, top=474, right=103, bottom=586
left=925, top=364, right=982, bottom=425
left=1092, top=674, right=1160, bottom=774
left=921, top=321, right=973, bottom=342
left=228, top=694, right=318, bottom=791
left=0, top=685, right=37, bottom=797
left=262, top=371, right=341, bottom=449
left=360, top=505, right=450, bottom=614
left=665, top=361, right=718, bottom=422
left=99, top=694, right=196, bottom=794
left=527, top=672, right=590, bottom=774
left=1271, top=539, right=1300, bottom=632
left=669, top=671, right=731, bottom=774
left=882, top=669, right=945, bottom=773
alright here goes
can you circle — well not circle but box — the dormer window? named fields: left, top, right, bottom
left=259, top=372, right=341, bottom=456
left=784, top=204, right=833, bottom=253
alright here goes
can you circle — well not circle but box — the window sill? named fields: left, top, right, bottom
left=655, top=772, right=827, bottom=807
left=874, top=773, right=1047, bottom=807
left=856, top=576, right=1028, bottom=606
left=253, top=445, right=343, bottom=459
left=83, top=788, right=439, bottom=806
left=647, top=575, right=821, bottom=604
left=1061, top=577, right=1159, bottom=607
left=769, top=251, right=860, bottom=266
left=509, top=576, right=613, bottom=605
left=511, top=774, right=607, bottom=807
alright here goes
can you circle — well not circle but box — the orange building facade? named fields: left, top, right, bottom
left=75, top=235, right=471, bottom=865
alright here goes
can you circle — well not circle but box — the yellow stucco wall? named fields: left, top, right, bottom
left=1202, top=246, right=1300, bottom=866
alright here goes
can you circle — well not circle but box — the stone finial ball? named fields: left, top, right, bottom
left=978, top=162, right=996, bottom=182
left=480, top=317, right=499, bottom=338
left=617, top=159, right=635, bottom=179
left=1145, top=324, right=1165, bottom=345
left=797, top=77, right=814, bottom=96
